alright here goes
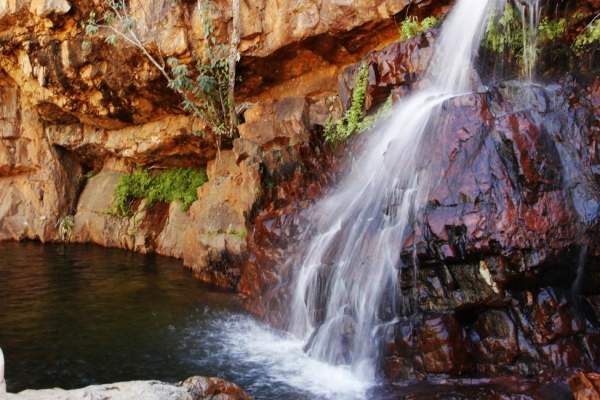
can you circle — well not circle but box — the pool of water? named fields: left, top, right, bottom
left=0, top=242, right=570, bottom=400
left=0, top=242, right=372, bottom=399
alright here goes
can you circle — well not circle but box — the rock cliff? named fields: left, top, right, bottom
left=0, top=0, right=434, bottom=288
left=238, top=0, right=600, bottom=386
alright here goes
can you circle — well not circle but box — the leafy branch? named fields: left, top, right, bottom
left=398, top=16, right=439, bottom=41
left=574, top=12, right=600, bottom=51
left=84, top=0, right=237, bottom=141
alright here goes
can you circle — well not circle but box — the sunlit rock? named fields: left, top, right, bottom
left=5, top=376, right=250, bottom=400
left=29, top=0, right=70, bottom=17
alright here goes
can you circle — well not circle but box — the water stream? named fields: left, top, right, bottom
left=287, top=0, right=496, bottom=384
left=516, top=0, right=542, bottom=80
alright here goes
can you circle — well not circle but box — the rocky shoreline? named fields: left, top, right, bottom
left=3, top=376, right=250, bottom=400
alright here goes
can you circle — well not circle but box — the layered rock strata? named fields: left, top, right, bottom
left=0, top=0, right=429, bottom=287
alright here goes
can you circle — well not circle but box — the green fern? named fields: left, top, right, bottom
left=324, top=64, right=368, bottom=145
left=57, top=215, right=75, bottom=241
left=538, top=17, right=567, bottom=43
left=574, top=17, right=600, bottom=51
left=399, top=16, right=439, bottom=41
left=324, top=64, right=393, bottom=146
left=483, top=4, right=522, bottom=56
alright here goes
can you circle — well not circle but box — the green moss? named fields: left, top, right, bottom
left=483, top=4, right=522, bottom=56
left=399, top=17, right=421, bottom=41
left=399, top=16, right=439, bottom=41
left=538, top=17, right=567, bottom=43
left=421, top=16, right=439, bottom=31
left=113, top=168, right=208, bottom=216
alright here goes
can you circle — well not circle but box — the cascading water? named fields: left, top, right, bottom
left=516, top=0, right=542, bottom=80
left=287, top=0, right=497, bottom=382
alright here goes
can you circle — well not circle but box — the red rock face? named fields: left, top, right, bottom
left=339, top=31, right=436, bottom=111
left=241, top=27, right=600, bottom=384
left=570, top=372, right=600, bottom=400
left=239, top=129, right=342, bottom=324
left=382, top=79, right=600, bottom=379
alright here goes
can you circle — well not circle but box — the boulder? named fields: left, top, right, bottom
left=5, top=376, right=251, bottom=400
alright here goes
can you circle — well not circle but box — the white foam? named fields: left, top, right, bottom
left=203, top=315, right=372, bottom=400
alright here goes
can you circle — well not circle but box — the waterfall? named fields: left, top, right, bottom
left=286, top=0, right=497, bottom=381
left=516, top=0, right=542, bottom=80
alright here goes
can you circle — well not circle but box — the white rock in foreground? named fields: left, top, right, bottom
left=0, top=347, right=5, bottom=394
left=4, top=377, right=251, bottom=400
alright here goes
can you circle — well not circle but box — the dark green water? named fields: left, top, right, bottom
left=0, top=242, right=373, bottom=400
left=0, top=242, right=242, bottom=392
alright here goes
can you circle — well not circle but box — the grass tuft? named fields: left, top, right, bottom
left=113, top=168, right=208, bottom=216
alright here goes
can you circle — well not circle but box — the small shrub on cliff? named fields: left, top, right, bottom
left=113, top=168, right=208, bottom=216
left=57, top=215, right=75, bottom=241
left=83, top=0, right=238, bottom=139
left=324, top=64, right=393, bottom=145
left=399, top=16, right=439, bottom=41
left=538, top=17, right=567, bottom=43
left=483, top=4, right=522, bottom=57
left=324, top=64, right=368, bottom=145
left=574, top=15, right=600, bottom=52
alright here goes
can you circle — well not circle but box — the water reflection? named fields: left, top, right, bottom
left=0, top=242, right=240, bottom=392
left=0, top=242, right=368, bottom=400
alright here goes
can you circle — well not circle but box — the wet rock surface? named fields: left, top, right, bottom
left=372, top=377, right=575, bottom=400
left=338, top=30, right=436, bottom=111
left=381, top=78, right=600, bottom=379
left=241, top=30, right=600, bottom=385
left=388, top=79, right=600, bottom=379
